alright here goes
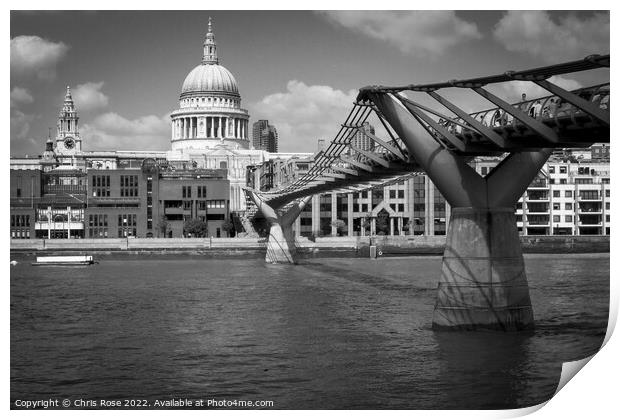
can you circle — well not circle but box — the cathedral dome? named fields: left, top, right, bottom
left=181, top=63, right=239, bottom=97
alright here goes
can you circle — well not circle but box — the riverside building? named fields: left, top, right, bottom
left=247, top=150, right=610, bottom=238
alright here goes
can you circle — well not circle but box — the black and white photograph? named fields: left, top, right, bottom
left=8, top=5, right=614, bottom=414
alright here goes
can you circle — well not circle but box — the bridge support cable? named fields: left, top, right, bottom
left=246, top=190, right=311, bottom=264
left=364, top=90, right=555, bottom=331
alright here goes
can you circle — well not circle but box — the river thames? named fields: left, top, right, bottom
left=10, top=253, right=608, bottom=409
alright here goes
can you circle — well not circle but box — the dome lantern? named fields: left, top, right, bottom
left=202, top=17, right=218, bottom=65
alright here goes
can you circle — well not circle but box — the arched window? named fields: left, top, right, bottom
left=220, top=161, right=228, bottom=169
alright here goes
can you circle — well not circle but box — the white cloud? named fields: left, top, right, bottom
left=250, top=80, right=357, bottom=153
left=10, top=86, right=34, bottom=108
left=11, top=35, right=69, bottom=81
left=81, top=112, right=170, bottom=151
left=319, top=11, right=481, bottom=57
left=493, top=11, right=609, bottom=63
left=72, top=81, right=109, bottom=111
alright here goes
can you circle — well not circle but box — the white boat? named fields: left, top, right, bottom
left=32, top=255, right=95, bottom=266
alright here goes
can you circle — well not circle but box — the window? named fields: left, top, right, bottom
left=553, top=190, right=560, bottom=197
left=182, top=186, right=192, bottom=198
left=565, top=215, right=573, bottom=223
left=565, top=203, right=573, bottom=210
left=549, top=166, right=555, bottom=174
left=605, top=202, right=610, bottom=210
left=118, top=214, right=137, bottom=237
left=606, top=215, right=610, bottom=222
left=88, top=214, right=109, bottom=238
left=553, top=203, right=560, bottom=210
left=16, top=188, right=21, bottom=198
left=559, top=166, right=567, bottom=174
left=197, top=186, right=207, bottom=198
left=560, top=179, right=567, bottom=184
left=553, top=215, right=560, bottom=223
left=575, top=178, right=593, bottom=185
left=389, top=190, right=396, bottom=199
left=206, top=200, right=226, bottom=209
left=398, top=203, right=405, bottom=212
left=183, top=201, right=192, bottom=210
left=565, top=190, right=572, bottom=198
left=92, top=175, right=110, bottom=197
left=398, top=190, right=404, bottom=199
left=606, top=189, right=610, bottom=197
left=580, top=190, right=599, bottom=200
left=120, top=175, right=138, bottom=197
left=481, top=167, right=488, bottom=175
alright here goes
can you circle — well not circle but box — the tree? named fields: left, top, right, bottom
left=221, top=220, right=235, bottom=237
left=183, top=218, right=207, bottom=238
left=376, top=210, right=389, bottom=235
left=157, top=216, right=171, bottom=238
left=330, top=219, right=347, bottom=236
left=362, top=213, right=372, bottom=230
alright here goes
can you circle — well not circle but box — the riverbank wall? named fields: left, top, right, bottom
left=10, top=235, right=609, bottom=257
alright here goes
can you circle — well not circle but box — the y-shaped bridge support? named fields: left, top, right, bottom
left=368, top=92, right=552, bottom=331
left=248, top=192, right=312, bottom=264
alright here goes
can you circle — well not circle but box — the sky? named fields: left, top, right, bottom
left=10, top=10, right=610, bottom=157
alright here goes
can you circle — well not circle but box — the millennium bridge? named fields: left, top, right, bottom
left=244, top=54, right=610, bottom=332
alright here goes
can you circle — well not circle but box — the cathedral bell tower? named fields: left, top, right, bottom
left=55, top=85, right=82, bottom=155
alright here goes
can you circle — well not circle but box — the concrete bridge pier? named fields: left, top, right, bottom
left=434, top=207, right=533, bottom=331
left=248, top=192, right=311, bottom=264
left=367, top=91, right=553, bottom=331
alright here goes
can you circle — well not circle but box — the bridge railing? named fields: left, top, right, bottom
left=444, top=83, right=609, bottom=135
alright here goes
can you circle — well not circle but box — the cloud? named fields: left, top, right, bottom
left=10, top=86, right=34, bottom=108
left=11, top=109, right=36, bottom=140
left=250, top=80, right=357, bottom=153
left=319, top=11, right=481, bottom=57
left=493, top=11, right=609, bottom=63
left=80, top=112, right=170, bottom=151
left=11, top=35, right=69, bottom=81
left=72, top=81, right=109, bottom=111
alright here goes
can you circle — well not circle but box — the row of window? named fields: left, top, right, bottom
left=11, top=229, right=31, bottom=238
left=11, top=215, right=30, bottom=227
left=182, top=185, right=209, bottom=198
left=88, top=214, right=108, bottom=227
left=120, top=175, right=139, bottom=197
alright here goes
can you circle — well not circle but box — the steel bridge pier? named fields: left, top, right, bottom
left=367, top=92, right=554, bottom=331
left=247, top=191, right=311, bottom=264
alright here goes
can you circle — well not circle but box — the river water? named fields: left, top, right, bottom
left=10, top=254, right=608, bottom=409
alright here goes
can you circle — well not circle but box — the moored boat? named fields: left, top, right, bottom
left=32, top=255, right=95, bottom=266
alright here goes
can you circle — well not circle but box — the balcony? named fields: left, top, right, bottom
left=164, top=207, right=184, bottom=215
left=527, top=181, right=548, bottom=189
left=525, top=204, right=549, bottom=214
left=35, top=221, right=84, bottom=230
left=578, top=196, right=601, bottom=202
left=525, top=193, right=549, bottom=202
left=578, top=221, right=603, bottom=227
left=578, top=206, right=603, bottom=214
